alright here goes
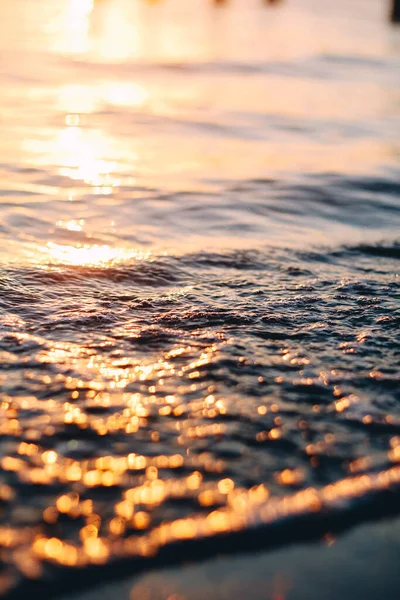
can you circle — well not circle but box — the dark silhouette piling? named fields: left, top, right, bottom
left=391, top=0, right=400, bottom=22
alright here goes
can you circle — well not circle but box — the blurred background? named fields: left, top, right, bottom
left=1, top=0, right=399, bottom=260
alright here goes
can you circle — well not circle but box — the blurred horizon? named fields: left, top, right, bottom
left=1, top=0, right=399, bottom=265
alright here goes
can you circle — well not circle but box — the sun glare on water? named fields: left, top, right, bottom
left=42, top=242, right=151, bottom=267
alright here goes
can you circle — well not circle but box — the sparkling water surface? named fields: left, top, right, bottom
left=0, top=0, right=399, bottom=597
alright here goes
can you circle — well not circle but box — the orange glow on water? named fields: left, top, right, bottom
left=56, top=124, right=119, bottom=190
left=41, top=242, right=151, bottom=267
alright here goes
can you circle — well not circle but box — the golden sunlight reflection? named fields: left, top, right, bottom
left=41, top=242, right=151, bottom=267
left=57, top=81, right=149, bottom=114
left=57, top=85, right=101, bottom=115
left=55, top=0, right=218, bottom=63
left=56, top=219, right=85, bottom=232
left=57, top=123, right=118, bottom=191
left=50, top=80, right=152, bottom=197
left=104, top=82, right=149, bottom=108
left=1, top=325, right=400, bottom=582
left=7, top=446, right=400, bottom=571
left=6, top=0, right=395, bottom=210
left=57, top=0, right=94, bottom=56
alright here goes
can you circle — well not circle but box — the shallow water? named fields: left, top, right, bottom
left=0, top=0, right=400, bottom=597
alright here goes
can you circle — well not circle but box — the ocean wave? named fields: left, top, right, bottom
left=0, top=240, right=399, bottom=600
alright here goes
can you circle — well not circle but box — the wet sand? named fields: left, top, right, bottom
left=67, top=517, right=400, bottom=600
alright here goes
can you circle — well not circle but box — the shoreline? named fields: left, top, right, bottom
left=68, top=515, right=400, bottom=600
left=5, top=476, right=400, bottom=600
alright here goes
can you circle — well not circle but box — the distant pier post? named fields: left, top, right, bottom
left=391, top=0, right=400, bottom=22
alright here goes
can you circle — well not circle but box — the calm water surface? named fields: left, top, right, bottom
left=0, top=0, right=399, bottom=597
